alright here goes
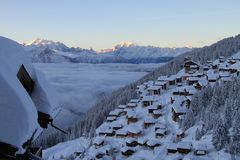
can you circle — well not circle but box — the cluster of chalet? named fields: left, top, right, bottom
left=80, top=54, right=240, bottom=159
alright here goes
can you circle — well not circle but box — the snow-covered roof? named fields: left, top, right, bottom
left=144, top=117, right=156, bottom=123
left=142, top=96, right=156, bottom=102
left=126, top=138, right=137, bottom=144
left=221, top=77, right=232, bottom=82
left=187, top=77, right=201, bottom=81
left=120, top=146, right=135, bottom=152
left=146, top=139, right=161, bottom=147
left=167, top=143, right=177, bottom=150
left=176, top=129, right=184, bottom=135
left=97, top=125, right=113, bottom=134
left=154, top=123, right=166, bottom=130
left=147, top=105, right=158, bottom=110
left=147, top=85, right=162, bottom=90
left=127, top=110, right=137, bottom=118
left=93, top=136, right=105, bottom=145
left=158, top=75, right=176, bottom=82
left=109, top=109, right=122, bottom=116
left=127, top=124, right=142, bottom=134
left=156, top=128, right=166, bottom=134
left=177, top=141, right=192, bottom=149
left=127, top=102, right=137, bottom=107
left=198, top=79, right=208, bottom=86
left=153, top=109, right=163, bottom=115
left=229, top=61, right=240, bottom=70
left=117, top=105, right=127, bottom=109
left=154, top=81, right=168, bottom=86
left=92, top=145, right=110, bottom=157
left=116, top=129, right=127, bottom=135
left=219, top=72, right=230, bottom=77
left=130, top=99, right=140, bottom=103
left=110, top=122, right=123, bottom=128
left=207, top=71, right=219, bottom=80
left=172, top=105, right=186, bottom=113
left=0, top=36, right=58, bottom=153
left=195, top=143, right=207, bottom=151
left=106, top=116, right=116, bottom=121
left=137, top=137, right=147, bottom=144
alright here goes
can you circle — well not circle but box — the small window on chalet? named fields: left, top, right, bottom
left=17, top=64, right=34, bottom=95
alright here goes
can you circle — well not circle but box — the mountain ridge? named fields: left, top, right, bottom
left=24, top=38, right=192, bottom=63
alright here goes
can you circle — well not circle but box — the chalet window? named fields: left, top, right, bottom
left=17, top=64, right=34, bottom=95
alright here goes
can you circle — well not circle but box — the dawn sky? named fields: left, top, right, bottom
left=0, top=0, right=240, bottom=50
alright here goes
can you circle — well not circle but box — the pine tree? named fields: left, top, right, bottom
left=212, top=119, right=230, bottom=151
left=229, top=110, right=240, bottom=155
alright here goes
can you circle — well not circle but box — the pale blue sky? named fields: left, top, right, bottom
left=0, top=0, right=239, bottom=50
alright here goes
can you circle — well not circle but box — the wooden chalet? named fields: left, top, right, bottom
left=127, top=102, right=137, bottom=108
left=110, top=122, right=123, bottom=130
left=183, top=58, right=199, bottom=73
left=219, top=56, right=225, bottom=63
left=127, top=125, right=142, bottom=138
left=143, top=117, right=156, bottom=128
left=195, top=143, right=207, bottom=156
left=154, top=123, right=167, bottom=132
left=176, top=129, right=185, bottom=139
left=146, top=139, right=161, bottom=149
left=121, top=147, right=135, bottom=156
left=126, top=138, right=138, bottom=147
left=203, top=65, right=210, bottom=71
left=117, top=105, right=127, bottom=110
left=172, top=105, right=186, bottom=122
left=153, top=109, right=163, bottom=119
left=167, top=143, right=178, bottom=154
left=108, top=109, right=123, bottom=117
left=177, top=141, right=192, bottom=154
left=155, top=128, right=167, bottom=137
left=93, top=146, right=110, bottom=159
left=116, top=129, right=128, bottom=138
left=127, top=111, right=138, bottom=124
left=93, top=136, right=105, bottom=147
left=98, top=127, right=115, bottom=137
left=106, top=116, right=116, bottom=122
left=147, top=85, right=161, bottom=95
left=207, top=73, right=219, bottom=82
left=147, top=105, right=161, bottom=114
left=142, top=96, right=155, bottom=107
left=154, top=81, right=169, bottom=90
left=137, top=137, right=147, bottom=146
left=187, top=77, right=200, bottom=85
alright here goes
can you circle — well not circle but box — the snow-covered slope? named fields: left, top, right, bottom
left=25, top=39, right=192, bottom=63
left=43, top=51, right=240, bottom=160
left=0, top=36, right=58, bottom=155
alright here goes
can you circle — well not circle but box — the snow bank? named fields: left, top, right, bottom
left=0, top=36, right=58, bottom=153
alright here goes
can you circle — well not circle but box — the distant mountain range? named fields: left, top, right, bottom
left=24, top=38, right=192, bottom=63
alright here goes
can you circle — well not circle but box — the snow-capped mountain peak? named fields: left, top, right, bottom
left=25, top=38, right=69, bottom=51
left=115, top=41, right=136, bottom=48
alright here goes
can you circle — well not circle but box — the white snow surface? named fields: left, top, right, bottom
left=0, top=36, right=58, bottom=153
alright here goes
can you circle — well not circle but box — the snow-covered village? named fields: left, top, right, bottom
left=42, top=50, right=240, bottom=160
left=1, top=1, right=240, bottom=160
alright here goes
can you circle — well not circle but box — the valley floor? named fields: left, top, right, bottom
left=35, top=63, right=163, bottom=130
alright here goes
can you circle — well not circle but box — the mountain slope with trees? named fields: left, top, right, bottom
left=36, top=34, right=240, bottom=150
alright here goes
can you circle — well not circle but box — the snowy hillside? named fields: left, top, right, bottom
left=24, top=39, right=192, bottom=63
left=43, top=51, right=240, bottom=160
